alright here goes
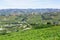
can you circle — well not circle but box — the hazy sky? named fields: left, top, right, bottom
left=0, top=0, right=60, bottom=9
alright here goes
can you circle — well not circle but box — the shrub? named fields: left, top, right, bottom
left=0, top=30, right=6, bottom=35
left=32, top=24, right=52, bottom=29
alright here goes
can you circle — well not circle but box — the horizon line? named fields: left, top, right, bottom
left=0, top=8, right=60, bottom=10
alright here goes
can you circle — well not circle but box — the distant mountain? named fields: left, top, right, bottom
left=0, top=9, right=60, bottom=15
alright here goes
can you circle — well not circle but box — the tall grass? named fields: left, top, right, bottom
left=0, top=26, right=60, bottom=40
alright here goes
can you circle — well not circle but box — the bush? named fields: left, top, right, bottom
left=32, top=24, right=52, bottom=29
left=0, top=30, right=6, bottom=35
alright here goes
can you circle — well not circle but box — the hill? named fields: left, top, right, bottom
left=0, top=26, right=60, bottom=40
left=0, top=9, right=60, bottom=15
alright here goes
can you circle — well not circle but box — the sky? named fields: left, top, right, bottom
left=0, top=0, right=60, bottom=9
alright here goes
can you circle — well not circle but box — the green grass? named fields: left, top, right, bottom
left=0, top=26, right=60, bottom=40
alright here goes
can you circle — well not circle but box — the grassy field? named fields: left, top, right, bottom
left=0, top=26, right=60, bottom=40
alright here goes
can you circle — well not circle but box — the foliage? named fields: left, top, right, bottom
left=32, top=24, right=52, bottom=29
left=0, top=26, right=60, bottom=40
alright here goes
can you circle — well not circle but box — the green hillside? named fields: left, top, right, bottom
left=0, top=12, right=60, bottom=40
left=0, top=26, right=60, bottom=40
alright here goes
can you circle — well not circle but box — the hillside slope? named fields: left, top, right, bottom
left=0, top=26, right=60, bottom=40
